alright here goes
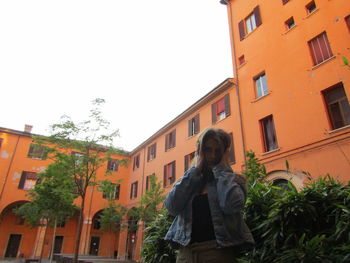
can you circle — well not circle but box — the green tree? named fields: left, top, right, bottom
left=34, top=98, right=127, bottom=263
left=15, top=160, right=77, bottom=263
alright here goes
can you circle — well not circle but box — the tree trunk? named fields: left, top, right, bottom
left=73, top=196, right=85, bottom=263
left=39, top=222, right=48, bottom=263
left=49, top=218, right=57, bottom=263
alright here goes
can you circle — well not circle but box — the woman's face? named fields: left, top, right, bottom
left=203, top=138, right=224, bottom=167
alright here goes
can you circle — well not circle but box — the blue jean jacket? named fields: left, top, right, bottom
left=164, top=163, right=255, bottom=248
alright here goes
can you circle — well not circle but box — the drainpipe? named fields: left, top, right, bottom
left=222, top=0, right=247, bottom=167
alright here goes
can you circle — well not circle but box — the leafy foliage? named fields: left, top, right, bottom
left=141, top=209, right=176, bottom=263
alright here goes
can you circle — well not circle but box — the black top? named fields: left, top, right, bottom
left=191, top=193, right=216, bottom=243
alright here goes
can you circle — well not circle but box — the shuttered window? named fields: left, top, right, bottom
left=260, top=115, right=278, bottom=152
left=18, top=171, right=38, bottom=190
left=28, top=144, right=47, bottom=160
left=107, top=159, right=119, bottom=171
left=130, top=181, right=138, bottom=199
left=163, top=161, right=176, bottom=187
left=211, top=94, right=231, bottom=124
left=184, top=152, right=195, bottom=171
left=147, top=143, right=157, bottom=161
left=228, top=133, right=236, bottom=164
left=103, top=183, right=120, bottom=200
left=165, top=130, right=176, bottom=151
left=133, top=154, right=140, bottom=170
left=323, top=82, right=350, bottom=130
left=238, top=6, right=262, bottom=40
left=308, top=32, right=333, bottom=66
left=188, top=114, right=200, bottom=137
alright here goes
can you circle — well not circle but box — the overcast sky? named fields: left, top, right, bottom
left=0, top=0, right=233, bottom=152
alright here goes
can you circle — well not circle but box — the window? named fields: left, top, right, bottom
left=130, top=181, right=138, bottom=199
left=323, top=82, right=350, bottom=130
left=211, top=94, right=231, bottom=124
left=57, top=221, right=66, bottom=228
left=164, top=161, right=176, bottom=187
left=308, top=32, right=333, bottom=66
left=147, top=143, right=157, bottom=162
left=184, top=152, right=195, bottom=171
left=72, top=152, right=85, bottom=166
left=345, top=15, right=350, bottom=32
left=107, top=159, right=119, bottom=171
left=260, top=115, right=278, bottom=152
left=93, top=214, right=101, bottom=230
left=188, top=114, right=200, bottom=137
left=27, top=144, right=47, bottom=160
left=282, top=0, right=289, bottom=5
left=238, top=55, right=245, bottom=65
left=145, top=174, right=155, bottom=191
left=103, top=183, right=120, bottom=200
left=228, top=133, right=236, bottom=164
left=238, top=6, right=262, bottom=40
left=306, top=0, right=317, bottom=14
left=254, top=73, right=269, bottom=98
left=133, top=154, right=140, bottom=170
left=285, top=17, right=295, bottom=30
left=18, top=171, right=38, bottom=190
left=165, top=130, right=176, bottom=151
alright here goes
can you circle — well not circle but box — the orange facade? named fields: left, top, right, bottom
left=1, top=0, right=349, bottom=261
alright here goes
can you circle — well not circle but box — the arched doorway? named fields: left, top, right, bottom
left=0, top=201, right=38, bottom=259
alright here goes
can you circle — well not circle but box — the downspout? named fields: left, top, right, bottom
left=0, top=134, right=21, bottom=201
left=223, top=0, right=247, bottom=167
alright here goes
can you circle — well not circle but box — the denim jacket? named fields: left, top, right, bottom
left=164, top=163, right=255, bottom=248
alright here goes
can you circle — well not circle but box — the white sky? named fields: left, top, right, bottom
left=0, top=0, right=233, bottom=152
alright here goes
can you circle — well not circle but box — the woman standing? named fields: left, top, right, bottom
left=164, top=127, right=254, bottom=263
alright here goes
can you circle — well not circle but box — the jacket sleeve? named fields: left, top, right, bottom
left=213, top=163, right=247, bottom=215
left=164, top=167, right=202, bottom=216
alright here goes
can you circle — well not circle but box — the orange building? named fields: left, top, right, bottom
left=1, top=0, right=349, bottom=261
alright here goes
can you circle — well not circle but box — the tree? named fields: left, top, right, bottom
left=15, top=160, right=77, bottom=263
left=34, top=98, right=126, bottom=263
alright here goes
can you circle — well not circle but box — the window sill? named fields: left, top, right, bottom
left=311, top=55, right=336, bottom=70
left=238, top=61, right=247, bottom=69
left=283, top=24, right=297, bottom=35
left=260, top=148, right=280, bottom=156
left=251, top=92, right=271, bottom=103
left=304, top=8, right=319, bottom=19
left=327, top=125, right=350, bottom=134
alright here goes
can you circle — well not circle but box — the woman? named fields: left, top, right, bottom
left=164, top=127, right=254, bottom=263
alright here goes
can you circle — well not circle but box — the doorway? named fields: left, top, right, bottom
left=89, top=236, right=100, bottom=255
left=54, top=236, right=64, bottom=254
left=5, top=234, right=22, bottom=258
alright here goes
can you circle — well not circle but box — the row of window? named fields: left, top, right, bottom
left=238, top=3, right=350, bottom=68
left=260, top=82, right=350, bottom=152
left=132, top=94, right=231, bottom=169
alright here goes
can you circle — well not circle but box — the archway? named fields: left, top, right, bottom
left=266, top=170, right=305, bottom=190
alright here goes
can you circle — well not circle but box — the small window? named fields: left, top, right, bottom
left=147, top=143, right=157, bottom=161
left=238, top=6, right=262, bottom=40
left=285, top=17, right=295, bottom=30
left=260, top=115, right=278, bottom=152
left=133, top=154, right=140, bottom=170
left=103, top=183, right=120, bottom=200
left=254, top=73, right=269, bottom=98
left=308, top=32, right=333, bottom=66
left=211, top=94, right=231, bottom=124
left=130, top=181, right=138, bottom=199
left=323, top=82, right=350, bottom=130
left=165, top=130, right=176, bottom=151
left=188, top=114, right=200, bottom=137
left=184, top=152, right=195, bottom=172
left=107, top=159, right=119, bottom=171
left=238, top=55, right=245, bottom=65
left=28, top=144, right=47, bottom=160
left=18, top=171, right=38, bottom=190
left=345, top=15, right=350, bottom=32
left=306, top=0, right=317, bottom=14
left=164, top=161, right=176, bottom=187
